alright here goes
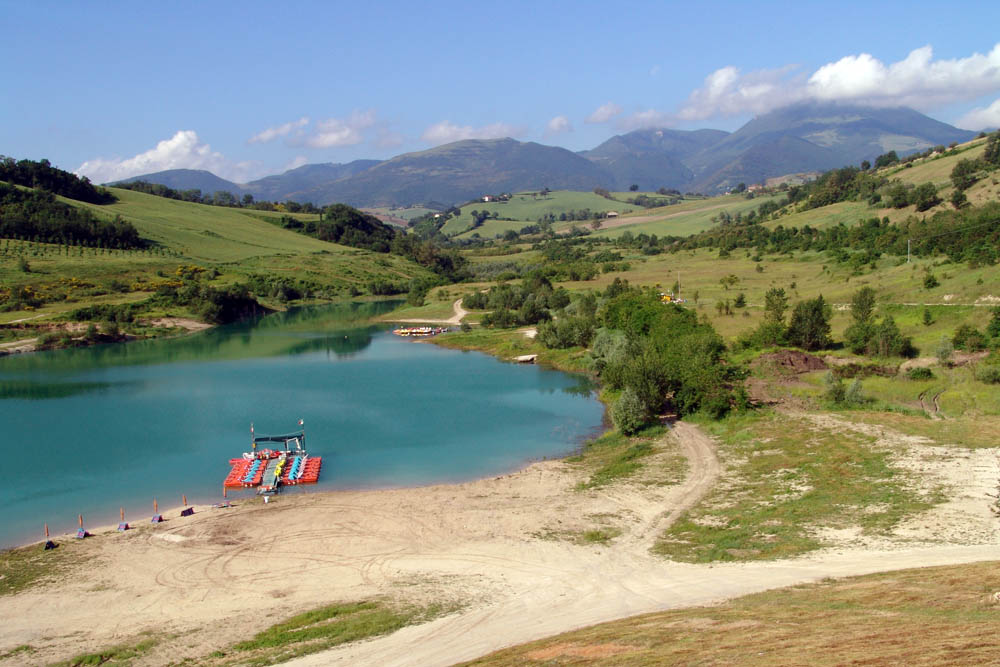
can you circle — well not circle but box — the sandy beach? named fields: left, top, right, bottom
left=1, top=420, right=997, bottom=666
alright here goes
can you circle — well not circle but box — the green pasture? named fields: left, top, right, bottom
left=556, top=246, right=998, bottom=345
left=885, top=137, right=987, bottom=187
left=764, top=201, right=873, bottom=230
left=594, top=194, right=781, bottom=238
left=364, top=206, right=436, bottom=221
left=443, top=190, right=642, bottom=236
left=65, top=187, right=328, bottom=262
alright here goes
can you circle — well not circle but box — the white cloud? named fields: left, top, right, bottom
left=420, top=120, right=523, bottom=145
left=75, top=130, right=254, bottom=184
left=649, top=65, right=661, bottom=77
left=545, top=115, right=573, bottom=135
left=676, top=43, right=1000, bottom=121
left=304, top=110, right=377, bottom=148
left=248, top=117, right=309, bottom=144
left=806, top=45, right=1000, bottom=108
left=956, top=98, right=1000, bottom=130
left=618, top=109, right=675, bottom=131
left=585, top=102, right=623, bottom=124
left=677, top=65, right=804, bottom=121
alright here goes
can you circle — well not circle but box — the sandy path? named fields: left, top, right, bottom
left=393, top=298, right=467, bottom=325
left=3, top=421, right=998, bottom=666
left=287, top=422, right=996, bottom=667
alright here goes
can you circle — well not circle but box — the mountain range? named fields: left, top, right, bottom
left=113, top=103, right=976, bottom=208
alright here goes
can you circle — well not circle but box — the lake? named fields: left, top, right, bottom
left=0, top=302, right=604, bottom=548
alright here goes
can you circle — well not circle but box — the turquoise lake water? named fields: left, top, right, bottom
left=0, top=302, right=604, bottom=548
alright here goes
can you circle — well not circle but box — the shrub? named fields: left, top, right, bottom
left=612, top=387, right=647, bottom=435
left=907, top=367, right=934, bottom=380
left=844, top=379, right=866, bottom=405
left=974, top=364, right=1000, bottom=384
left=823, top=371, right=845, bottom=403
left=953, top=324, right=986, bottom=351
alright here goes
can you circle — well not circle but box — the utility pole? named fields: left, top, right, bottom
left=907, top=239, right=911, bottom=263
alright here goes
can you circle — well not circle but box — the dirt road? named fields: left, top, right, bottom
left=3, top=421, right=997, bottom=666
left=393, top=298, right=468, bottom=325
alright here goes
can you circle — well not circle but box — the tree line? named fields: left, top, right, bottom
left=0, top=157, right=116, bottom=204
left=0, top=182, right=145, bottom=249
left=112, top=180, right=322, bottom=213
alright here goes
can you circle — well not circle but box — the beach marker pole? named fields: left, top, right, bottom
left=43, top=523, right=56, bottom=550
left=120, top=507, right=124, bottom=521
left=78, top=514, right=83, bottom=528
left=183, top=494, right=187, bottom=507
left=151, top=498, right=162, bottom=523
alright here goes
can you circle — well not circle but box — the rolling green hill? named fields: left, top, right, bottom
left=445, top=190, right=644, bottom=237
left=1, top=187, right=434, bottom=327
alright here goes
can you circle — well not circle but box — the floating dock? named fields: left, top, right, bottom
left=223, top=425, right=321, bottom=493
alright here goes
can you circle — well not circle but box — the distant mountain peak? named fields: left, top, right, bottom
left=115, top=104, right=975, bottom=205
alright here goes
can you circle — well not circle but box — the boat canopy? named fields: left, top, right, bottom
left=253, top=430, right=306, bottom=450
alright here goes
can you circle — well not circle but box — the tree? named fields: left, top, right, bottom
left=872, top=316, right=913, bottom=357
left=611, top=387, right=646, bottom=435
left=844, top=287, right=877, bottom=354
left=786, top=295, right=832, bottom=351
left=861, top=159, right=871, bottom=171
left=950, top=158, right=980, bottom=191
left=950, top=189, right=969, bottom=209
left=763, top=287, right=788, bottom=324
left=935, top=336, right=953, bottom=366
left=629, top=184, right=639, bottom=192
left=874, top=151, right=899, bottom=168
left=912, top=182, right=940, bottom=212
left=923, top=307, right=933, bottom=326
left=987, top=307, right=1000, bottom=340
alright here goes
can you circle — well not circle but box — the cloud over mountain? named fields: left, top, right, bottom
left=585, top=102, right=623, bottom=124
left=420, top=120, right=524, bottom=145
left=76, top=130, right=257, bottom=184
left=677, top=43, right=1000, bottom=122
left=305, top=110, right=377, bottom=148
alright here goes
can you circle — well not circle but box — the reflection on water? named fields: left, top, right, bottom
left=0, top=300, right=402, bottom=384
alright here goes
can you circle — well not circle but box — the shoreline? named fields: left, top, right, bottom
left=5, top=444, right=598, bottom=552
left=4, top=419, right=998, bottom=666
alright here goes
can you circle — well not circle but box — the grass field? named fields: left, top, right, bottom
left=444, top=190, right=643, bottom=236
left=594, top=193, right=781, bottom=238
left=68, top=187, right=329, bottom=262
left=0, top=188, right=436, bottom=323
left=653, top=411, right=934, bottom=562
left=464, top=560, right=1000, bottom=666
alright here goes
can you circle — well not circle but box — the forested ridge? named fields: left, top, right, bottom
left=0, top=157, right=115, bottom=204
left=0, top=182, right=144, bottom=249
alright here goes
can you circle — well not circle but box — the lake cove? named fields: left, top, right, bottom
left=0, top=302, right=603, bottom=549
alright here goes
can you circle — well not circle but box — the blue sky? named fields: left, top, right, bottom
left=2, top=1, right=999, bottom=184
